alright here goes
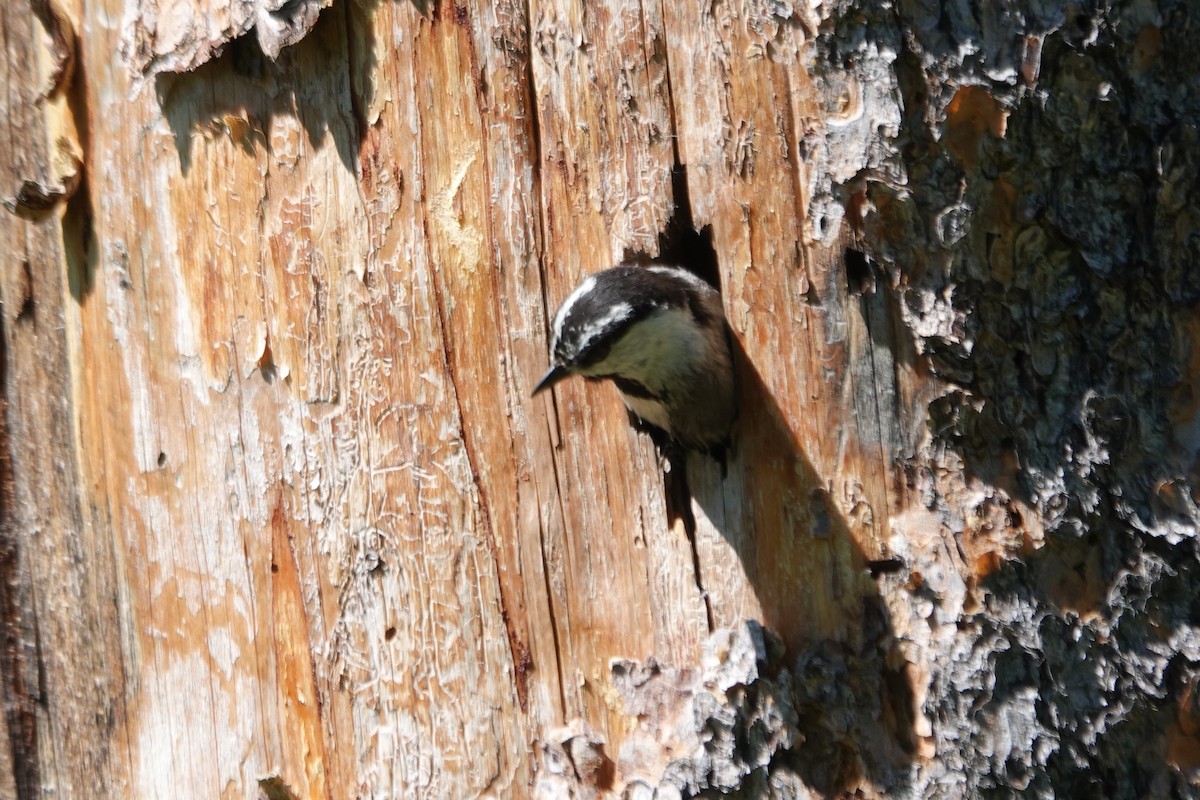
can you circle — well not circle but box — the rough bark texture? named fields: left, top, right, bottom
left=2, top=0, right=1198, bottom=798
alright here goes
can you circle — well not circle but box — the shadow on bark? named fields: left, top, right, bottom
left=156, top=9, right=364, bottom=178
left=678, top=341, right=917, bottom=798
left=615, top=167, right=918, bottom=797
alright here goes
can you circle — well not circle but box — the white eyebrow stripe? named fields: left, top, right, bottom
left=646, top=264, right=715, bottom=294
left=574, top=300, right=634, bottom=354
left=552, top=275, right=597, bottom=344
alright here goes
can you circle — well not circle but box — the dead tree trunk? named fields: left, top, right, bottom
left=2, top=0, right=1197, bottom=797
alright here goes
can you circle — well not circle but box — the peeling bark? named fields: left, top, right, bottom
left=2, top=0, right=1198, bottom=798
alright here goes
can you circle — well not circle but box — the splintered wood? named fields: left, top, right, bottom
left=15, top=0, right=1188, bottom=798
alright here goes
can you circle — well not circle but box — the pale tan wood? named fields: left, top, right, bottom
left=9, top=0, right=1194, bottom=797
left=5, top=0, right=909, bottom=793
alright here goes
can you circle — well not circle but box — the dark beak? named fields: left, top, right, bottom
left=532, top=364, right=571, bottom=396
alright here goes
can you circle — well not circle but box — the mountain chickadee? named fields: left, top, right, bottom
left=533, top=263, right=736, bottom=454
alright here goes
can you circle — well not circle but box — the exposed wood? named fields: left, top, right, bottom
left=3, top=0, right=1199, bottom=797
left=1, top=1, right=131, bottom=797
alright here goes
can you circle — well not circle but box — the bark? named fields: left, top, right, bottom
left=1, top=0, right=1197, bottom=798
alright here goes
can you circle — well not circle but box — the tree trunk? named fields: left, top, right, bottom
left=2, top=0, right=1197, bottom=797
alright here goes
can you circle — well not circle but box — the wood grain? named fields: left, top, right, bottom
left=6, top=0, right=1198, bottom=797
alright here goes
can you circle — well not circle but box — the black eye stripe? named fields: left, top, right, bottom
left=561, top=305, right=655, bottom=364
left=564, top=334, right=614, bottom=368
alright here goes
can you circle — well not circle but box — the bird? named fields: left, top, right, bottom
left=533, top=263, right=736, bottom=455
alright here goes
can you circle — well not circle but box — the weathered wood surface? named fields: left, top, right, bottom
left=3, top=0, right=1199, bottom=797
